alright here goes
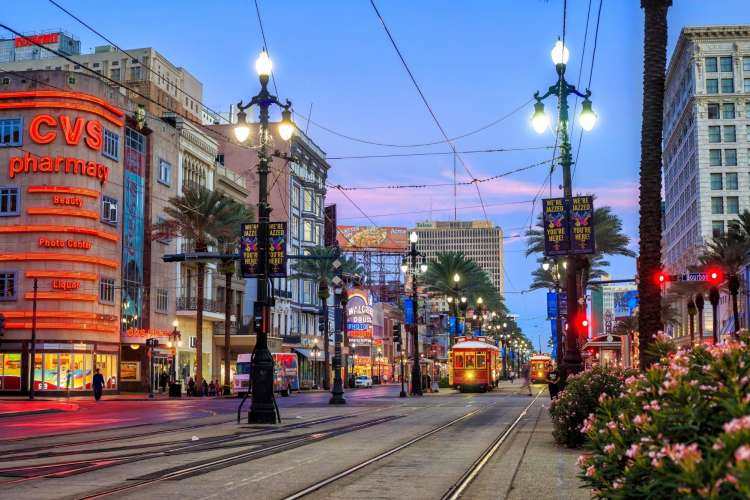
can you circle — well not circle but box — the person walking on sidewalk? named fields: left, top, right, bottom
left=520, top=363, right=532, bottom=396
left=92, top=368, right=105, bottom=401
left=546, top=367, right=560, bottom=399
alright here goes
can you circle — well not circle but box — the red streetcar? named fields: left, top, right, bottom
left=529, top=354, right=553, bottom=383
left=449, top=336, right=500, bottom=392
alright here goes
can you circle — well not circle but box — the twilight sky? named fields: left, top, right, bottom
left=5, top=0, right=749, bottom=344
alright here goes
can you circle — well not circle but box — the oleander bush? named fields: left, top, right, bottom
left=578, top=336, right=750, bottom=499
left=549, top=365, right=636, bottom=448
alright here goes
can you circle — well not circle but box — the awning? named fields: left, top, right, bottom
left=292, top=348, right=311, bottom=358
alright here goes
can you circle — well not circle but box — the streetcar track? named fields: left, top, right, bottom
left=73, top=414, right=404, bottom=499
left=441, top=390, right=543, bottom=500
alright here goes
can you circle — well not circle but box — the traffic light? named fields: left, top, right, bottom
left=706, top=267, right=724, bottom=286
left=393, top=324, right=401, bottom=344
left=581, top=318, right=589, bottom=328
left=0, top=313, right=4, bottom=336
left=654, top=271, right=670, bottom=285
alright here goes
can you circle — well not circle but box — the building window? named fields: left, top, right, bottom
left=158, top=159, right=172, bottom=186
left=155, top=288, right=168, bottom=313
left=303, top=220, right=313, bottom=242
left=155, top=215, right=170, bottom=243
left=706, top=79, right=718, bottom=94
left=103, top=129, right=119, bottom=160
left=743, top=57, right=750, bottom=72
left=0, top=118, right=22, bottom=147
left=709, top=149, right=722, bottom=166
left=707, top=103, right=720, bottom=119
left=727, top=196, right=740, bottom=214
left=705, top=57, right=718, bottom=72
left=291, top=185, right=300, bottom=209
left=0, top=186, right=19, bottom=216
left=744, top=79, right=750, bottom=93
left=721, top=78, right=734, bottom=93
left=726, top=172, right=738, bottom=190
left=710, top=173, right=723, bottom=190
left=720, top=56, right=733, bottom=73
left=722, top=103, right=735, bottom=119
left=291, top=215, right=299, bottom=239
left=708, top=126, right=721, bottom=143
left=712, top=220, right=724, bottom=238
left=725, top=149, right=737, bottom=166
left=130, top=66, right=142, bottom=80
left=724, top=125, right=736, bottom=142
left=711, top=197, right=724, bottom=214
left=303, top=190, right=313, bottom=212
left=99, top=278, right=115, bottom=304
left=0, top=272, right=17, bottom=301
left=101, top=196, right=118, bottom=225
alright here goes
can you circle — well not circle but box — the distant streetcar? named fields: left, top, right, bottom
left=529, top=354, right=553, bottom=383
left=449, top=337, right=500, bottom=392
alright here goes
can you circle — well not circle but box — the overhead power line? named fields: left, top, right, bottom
left=253, top=0, right=280, bottom=97
left=368, top=0, right=489, bottom=221
left=326, top=145, right=554, bottom=160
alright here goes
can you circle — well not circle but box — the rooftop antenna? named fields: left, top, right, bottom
left=305, top=103, right=313, bottom=135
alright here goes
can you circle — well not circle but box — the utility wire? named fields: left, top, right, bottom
left=573, top=0, right=603, bottom=180
left=368, top=0, right=488, bottom=221
left=253, top=0, right=279, bottom=97
left=326, top=145, right=554, bottom=160
left=336, top=200, right=536, bottom=221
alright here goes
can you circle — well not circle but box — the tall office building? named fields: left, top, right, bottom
left=663, top=25, right=750, bottom=339
left=411, top=220, right=504, bottom=295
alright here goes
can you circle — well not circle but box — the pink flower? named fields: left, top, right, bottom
left=613, top=479, right=623, bottom=489
left=663, top=443, right=702, bottom=465
left=633, top=414, right=650, bottom=426
left=649, top=400, right=661, bottom=411
left=598, top=392, right=609, bottom=403
left=604, top=443, right=616, bottom=455
left=585, top=465, right=596, bottom=477
left=725, top=473, right=738, bottom=484
left=576, top=454, right=590, bottom=466
left=735, top=445, right=750, bottom=462
left=626, top=444, right=640, bottom=459
left=712, top=441, right=725, bottom=451
left=581, top=414, right=596, bottom=434
left=723, top=415, right=750, bottom=434
left=606, top=421, right=618, bottom=430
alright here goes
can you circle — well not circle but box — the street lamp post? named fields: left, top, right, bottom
left=402, top=231, right=427, bottom=396
left=532, top=40, right=597, bottom=379
left=501, top=323, right=509, bottom=379
left=167, top=320, right=182, bottom=384
left=330, top=282, right=347, bottom=404
left=312, top=339, right=320, bottom=389
left=234, top=49, right=296, bottom=423
left=543, top=258, right=564, bottom=367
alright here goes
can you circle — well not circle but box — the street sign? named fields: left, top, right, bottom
left=680, top=272, right=706, bottom=282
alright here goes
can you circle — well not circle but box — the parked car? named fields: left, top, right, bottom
left=355, top=375, right=373, bottom=388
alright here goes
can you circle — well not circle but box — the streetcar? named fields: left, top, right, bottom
left=529, top=354, right=553, bottom=383
left=449, top=336, right=500, bottom=392
left=233, top=352, right=300, bottom=397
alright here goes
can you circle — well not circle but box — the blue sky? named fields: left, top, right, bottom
left=5, top=1, right=749, bottom=343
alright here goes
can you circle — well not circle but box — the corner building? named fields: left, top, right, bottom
left=0, top=71, right=179, bottom=394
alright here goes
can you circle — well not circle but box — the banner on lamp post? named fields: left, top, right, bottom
left=240, top=222, right=287, bottom=278
left=542, top=198, right=570, bottom=256
left=570, top=196, right=595, bottom=255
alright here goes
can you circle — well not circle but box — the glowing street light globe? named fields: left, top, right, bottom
left=578, top=98, right=597, bottom=131
left=409, top=231, right=419, bottom=244
left=233, top=110, right=250, bottom=143
left=255, top=50, right=272, bottom=77
left=551, top=39, right=570, bottom=66
left=278, top=108, right=295, bottom=141
left=531, top=101, right=550, bottom=134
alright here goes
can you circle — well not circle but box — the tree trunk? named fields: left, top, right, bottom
left=195, top=262, right=205, bottom=394
left=731, top=290, right=740, bottom=341
left=638, top=0, right=671, bottom=371
left=323, top=301, right=330, bottom=390
left=224, top=270, right=233, bottom=395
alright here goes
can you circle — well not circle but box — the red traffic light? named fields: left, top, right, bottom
left=706, top=267, right=724, bottom=286
left=654, top=271, right=670, bottom=285
left=581, top=318, right=589, bottom=328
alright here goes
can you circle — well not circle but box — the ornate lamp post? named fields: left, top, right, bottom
left=234, top=50, right=296, bottom=423
left=532, top=40, right=597, bottom=378
left=401, top=231, right=427, bottom=396
left=167, top=319, right=182, bottom=384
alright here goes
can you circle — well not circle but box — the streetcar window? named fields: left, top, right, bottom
left=477, top=353, right=486, bottom=368
left=465, top=354, right=475, bottom=369
left=455, top=354, right=464, bottom=368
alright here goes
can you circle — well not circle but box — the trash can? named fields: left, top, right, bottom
left=169, top=382, right=182, bottom=398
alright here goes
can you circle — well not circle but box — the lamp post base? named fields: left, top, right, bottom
left=399, top=390, right=407, bottom=398
left=249, top=346, right=277, bottom=424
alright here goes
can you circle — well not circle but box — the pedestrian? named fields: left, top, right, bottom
left=202, top=379, right=208, bottom=397
left=546, top=367, right=560, bottom=400
left=187, top=377, right=195, bottom=397
left=520, top=363, right=532, bottom=396
left=208, top=380, right=215, bottom=396
left=92, top=368, right=105, bottom=401
left=159, top=371, right=168, bottom=393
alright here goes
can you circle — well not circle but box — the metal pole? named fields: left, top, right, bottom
left=29, top=278, right=38, bottom=400
left=330, top=288, right=346, bottom=404
left=323, top=301, right=330, bottom=390
left=249, top=73, right=277, bottom=423
left=709, top=286, right=720, bottom=345
left=410, top=242, right=422, bottom=396
left=555, top=282, right=563, bottom=367
left=149, top=343, right=154, bottom=399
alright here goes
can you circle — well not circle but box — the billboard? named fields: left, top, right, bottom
left=122, top=128, right=145, bottom=329
left=337, top=226, right=408, bottom=251
left=240, top=222, right=287, bottom=278
left=613, top=290, right=639, bottom=319
left=346, top=288, right=373, bottom=345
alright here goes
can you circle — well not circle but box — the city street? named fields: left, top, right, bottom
left=0, top=384, right=584, bottom=500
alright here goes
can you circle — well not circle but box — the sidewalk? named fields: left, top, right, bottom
left=0, top=401, right=79, bottom=418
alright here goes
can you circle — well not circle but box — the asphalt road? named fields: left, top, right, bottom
left=0, top=384, right=547, bottom=500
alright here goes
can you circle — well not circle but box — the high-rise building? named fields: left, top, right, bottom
left=0, top=34, right=203, bottom=123
left=663, top=25, right=750, bottom=340
left=411, top=220, right=504, bottom=295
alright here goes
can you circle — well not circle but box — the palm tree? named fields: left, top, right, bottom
left=422, top=252, right=506, bottom=312
left=638, top=0, right=672, bottom=369
left=214, top=204, right=254, bottom=396
left=289, top=247, right=364, bottom=389
left=700, top=232, right=748, bottom=340
left=154, top=187, right=244, bottom=393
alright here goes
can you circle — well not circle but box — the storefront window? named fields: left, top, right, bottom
left=0, top=353, right=21, bottom=390
left=26, top=352, right=110, bottom=391
left=96, top=354, right=118, bottom=389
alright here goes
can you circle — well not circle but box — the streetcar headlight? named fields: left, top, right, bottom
left=466, top=371, right=475, bottom=380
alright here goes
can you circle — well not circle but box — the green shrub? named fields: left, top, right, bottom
left=549, top=365, right=635, bottom=448
left=578, top=337, right=750, bottom=498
